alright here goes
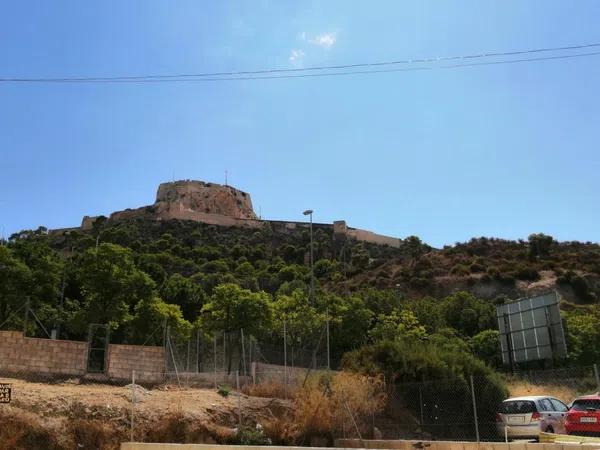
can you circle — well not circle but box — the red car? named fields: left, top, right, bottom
left=565, top=394, right=600, bottom=437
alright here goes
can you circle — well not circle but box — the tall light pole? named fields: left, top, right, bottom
left=303, top=209, right=328, bottom=368
left=303, top=209, right=314, bottom=303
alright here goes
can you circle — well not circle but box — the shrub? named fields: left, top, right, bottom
left=341, top=339, right=507, bottom=440
left=469, top=262, right=486, bottom=273
left=450, top=264, right=470, bottom=276
left=512, top=265, right=540, bottom=281
left=264, top=372, right=385, bottom=445
left=571, top=275, right=596, bottom=302
left=228, top=426, right=271, bottom=445
left=242, top=379, right=296, bottom=399
left=217, top=386, right=231, bottom=397
left=409, top=277, right=430, bottom=288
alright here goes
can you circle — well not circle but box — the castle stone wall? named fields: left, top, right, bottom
left=160, top=210, right=263, bottom=229
left=347, top=228, right=401, bottom=248
left=74, top=180, right=402, bottom=249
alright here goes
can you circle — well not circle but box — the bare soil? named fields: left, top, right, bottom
left=0, top=376, right=291, bottom=449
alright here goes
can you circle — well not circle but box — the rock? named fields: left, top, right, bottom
left=373, top=426, right=383, bottom=439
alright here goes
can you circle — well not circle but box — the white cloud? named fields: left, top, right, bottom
left=309, top=32, right=336, bottom=49
left=298, top=31, right=307, bottom=41
left=289, top=49, right=305, bottom=64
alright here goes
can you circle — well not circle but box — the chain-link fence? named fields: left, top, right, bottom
left=2, top=306, right=600, bottom=445
left=369, top=366, right=600, bottom=443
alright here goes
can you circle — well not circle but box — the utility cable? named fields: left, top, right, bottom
left=1, top=43, right=599, bottom=84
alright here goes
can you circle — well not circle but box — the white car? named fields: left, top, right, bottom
left=496, top=396, right=569, bottom=440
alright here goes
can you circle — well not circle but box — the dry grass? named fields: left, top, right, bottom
left=68, top=419, right=123, bottom=450
left=263, top=372, right=386, bottom=445
left=508, top=380, right=578, bottom=403
left=0, top=409, right=63, bottom=450
left=143, top=411, right=233, bottom=444
left=242, top=378, right=298, bottom=399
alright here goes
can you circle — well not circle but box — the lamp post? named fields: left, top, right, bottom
left=303, top=209, right=314, bottom=303
left=303, top=209, right=329, bottom=369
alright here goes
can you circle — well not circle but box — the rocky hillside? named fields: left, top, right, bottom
left=48, top=218, right=600, bottom=306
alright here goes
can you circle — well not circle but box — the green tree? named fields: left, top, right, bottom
left=369, top=309, right=428, bottom=342
left=0, top=246, right=32, bottom=326
left=331, top=295, right=373, bottom=356
left=565, top=309, right=600, bottom=365
left=403, top=296, right=444, bottom=332
left=129, top=296, right=192, bottom=344
left=77, top=243, right=155, bottom=329
left=160, top=274, right=205, bottom=322
left=8, top=227, right=64, bottom=324
left=200, top=283, right=272, bottom=373
left=470, top=329, right=502, bottom=368
left=528, top=233, right=554, bottom=259
left=273, top=289, right=325, bottom=351
left=441, top=292, right=495, bottom=337
left=404, top=236, right=426, bottom=267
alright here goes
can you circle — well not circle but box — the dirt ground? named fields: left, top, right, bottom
left=0, top=376, right=291, bottom=449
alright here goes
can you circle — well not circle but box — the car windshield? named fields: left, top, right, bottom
left=499, top=400, right=537, bottom=414
left=571, top=400, right=600, bottom=411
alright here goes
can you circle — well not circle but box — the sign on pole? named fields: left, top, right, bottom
left=0, top=384, right=11, bottom=404
left=496, top=291, right=567, bottom=367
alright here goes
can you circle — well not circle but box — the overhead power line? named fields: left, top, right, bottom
left=1, top=43, right=599, bottom=84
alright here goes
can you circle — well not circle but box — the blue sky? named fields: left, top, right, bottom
left=1, top=1, right=599, bottom=247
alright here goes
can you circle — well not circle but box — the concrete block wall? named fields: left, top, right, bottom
left=0, top=330, right=88, bottom=376
left=252, top=362, right=336, bottom=385
left=106, top=344, right=165, bottom=383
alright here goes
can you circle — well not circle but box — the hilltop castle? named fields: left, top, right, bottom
left=76, top=180, right=401, bottom=248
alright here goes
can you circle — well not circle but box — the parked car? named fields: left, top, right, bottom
left=565, top=394, right=600, bottom=437
left=496, top=396, right=569, bottom=440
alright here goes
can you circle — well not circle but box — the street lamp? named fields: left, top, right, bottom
left=303, top=209, right=329, bottom=369
left=303, top=209, right=314, bottom=303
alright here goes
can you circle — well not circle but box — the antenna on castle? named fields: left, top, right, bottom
left=225, top=170, right=228, bottom=186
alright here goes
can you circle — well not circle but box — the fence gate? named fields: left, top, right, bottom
left=87, top=324, right=110, bottom=373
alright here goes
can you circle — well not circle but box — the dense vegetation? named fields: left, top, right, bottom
left=1, top=218, right=599, bottom=376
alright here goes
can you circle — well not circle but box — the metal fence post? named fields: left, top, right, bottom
left=283, top=319, right=288, bottom=400
left=241, top=328, right=247, bottom=377
left=23, top=297, right=30, bottom=335
left=236, top=370, right=242, bottom=428
left=470, top=375, right=480, bottom=443
left=130, top=370, right=136, bottom=443
left=326, top=309, right=330, bottom=370
left=594, top=364, right=600, bottom=392
left=196, top=330, right=200, bottom=373
left=213, top=334, right=217, bottom=389
left=419, top=386, right=425, bottom=433
left=186, top=338, right=190, bottom=372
